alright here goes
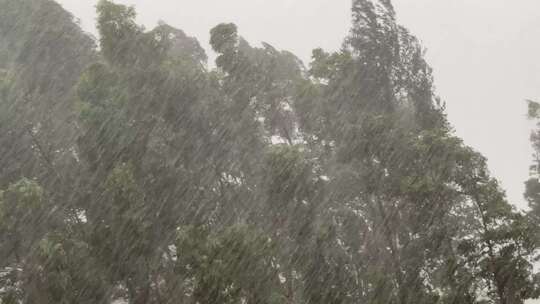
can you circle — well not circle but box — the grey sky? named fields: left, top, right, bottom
left=393, top=0, right=540, bottom=211
left=57, top=0, right=540, bottom=210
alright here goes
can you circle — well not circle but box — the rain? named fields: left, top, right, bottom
left=1, top=0, right=540, bottom=303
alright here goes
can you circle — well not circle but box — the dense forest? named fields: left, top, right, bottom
left=1, top=0, right=540, bottom=303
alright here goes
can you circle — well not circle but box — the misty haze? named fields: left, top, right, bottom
left=1, top=1, right=540, bottom=304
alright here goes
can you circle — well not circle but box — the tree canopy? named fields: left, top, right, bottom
left=0, top=0, right=538, bottom=304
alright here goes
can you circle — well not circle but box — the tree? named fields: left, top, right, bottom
left=0, top=0, right=537, bottom=303
left=0, top=0, right=95, bottom=191
left=526, top=100, right=540, bottom=224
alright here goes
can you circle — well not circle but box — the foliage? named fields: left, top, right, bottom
left=0, top=0, right=537, bottom=304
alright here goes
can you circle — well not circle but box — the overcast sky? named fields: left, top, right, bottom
left=56, top=0, right=540, bottom=210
